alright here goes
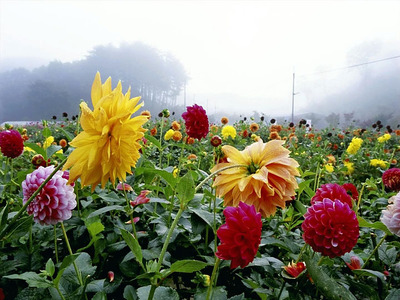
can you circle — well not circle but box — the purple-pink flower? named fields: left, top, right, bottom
left=311, top=183, right=353, bottom=208
left=0, top=129, right=24, bottom=158
left=381, top=192, right=400, bottom=236
left=22, top=166, right=76, bottom=225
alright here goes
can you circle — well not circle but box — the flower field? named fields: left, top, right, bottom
left=1, top=73, right=400, bottom=300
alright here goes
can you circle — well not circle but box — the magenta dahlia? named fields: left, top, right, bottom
left=311, top=183, right=353, bottom=208
left=22, top=166, right=76, bottom=225
left=216, top=202, right=262, bottom=269
left=182, top=104, right=209, bottom=140
left=382, top=168, right=400, bottom=192
left=381, top=192, right=400, bottom=236
left=0, top=129, right=24, bottom=158
left=302, top=198, right=359, bottom=258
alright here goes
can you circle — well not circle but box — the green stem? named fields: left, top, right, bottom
left=206, top=257, right=221, bottom=300
left=122, top=184, right=137, bottom=239
left=60, top=222, right=83, bottom=286
left=55, top=285, right=66, bottom=300
left=54, top=225, right=59, bottom=264
left=277, top=280, right=286, bottom=300
left=355, top=184, right=365, bottom=215
left=363, top=233, right=388, bottom=268
left=0, top=157, right=68, bottom=240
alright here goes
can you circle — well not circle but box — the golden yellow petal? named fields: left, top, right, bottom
left=91, top=72, right=102, bottom=107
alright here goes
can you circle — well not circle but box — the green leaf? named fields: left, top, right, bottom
left=190, top=208, right=216, bottom=228
left=177, top=172, right=195, bottom=205
left=87, top=205, right=125, bottom=219
left=297, top=179, right=315, bottom=198
left=5, top=272, right=52, bottom=288
left=386, top=289, right=400, bottom=300
left=136, top=167, right=177, bottom=189
left=59, top=127, right=75, bottom=141
left=123, top=285, right=138, bottom=300
left=352, top=269, right=386, bottom=281
left=120, top=228, right=143, bottom=268
left=304, top=253, right=357, bottom=300
left=137, top=285, right=179, bottom=300
left=194, top=286, right=228, bottom=300
left=0, top=203, right=9, bottom=231
left=169, top=259, right=207, bottom=274
left=42, top=127, right=52, bottom=138
left=86, top=219, right=105, bottom=238
left=293, top=200, right=306, bottom=215
left=24, top=142, right=46, bottom=157
left=46, top=145, right=62, bottom=158
left=357, top=217, right=392, bottom=235
left=46, top=258, right=55, bottom=277
left=144, top=134, right=162, bottom=150
left=54, top=253, right=79, bottom=286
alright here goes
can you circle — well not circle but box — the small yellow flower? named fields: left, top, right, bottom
left=173, top=167, right=179, bottom=178
left=164, top=129, right=174, bottom=140
left=346, top=137, right=363, bottom=155
left=377, top=133, right=391, bottom=143
left=343, top=161, right=354, bottom=175
left=43, top=136, right=55, bottom=150
left=370, top=159, right=388, bottom=168
left=324, top=163, right=334, bottom=173
left=221, top=125, right=237, bottom=139
left=24, top=146, right=35, bottom=153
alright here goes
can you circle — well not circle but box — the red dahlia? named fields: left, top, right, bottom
left=311, top=183, right=353, bottom=208
left=182, top=104, right=209, bottom=140
left=216, top=202, right=262, bottom=269
left=302, top=198, right=359, bottom=258
left=382, top=168, right=400, bottom=192
left=0, top=129, right=24, bottom=158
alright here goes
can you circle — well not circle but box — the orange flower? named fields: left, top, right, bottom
left=249, top=123, right=259, bottom=133
left=186, top=137, right=195, bottom=144
left=211, top=140, right=299, bottom=217
left=187, top=154, right=197, bottom=160
left=270, top=124, right=282, bottom=132
left=269, top=131, right=281, bottom=140
left=326, top=154, right=336, bottom=164
left=172, top=130, right=182, bottom=141
left=221, top=117, right=229, bottom=125
left=140, top=110, right=151, bottom=119
left=210, top=124, right=219, bottom=134
left=59, top=139, right=68, bottom=148
left=338, top=134, right=344, bottom=139
left=242, top=129, right=249, bottom=138
left=150, top=127, right=157, bottom=136
left=171, top=121, right=181, bottom=131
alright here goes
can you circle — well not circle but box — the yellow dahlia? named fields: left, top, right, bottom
left=370, top=159, right=388, bottom=168
left=221, top=125, right=237, bottom=139
left=377, top=133, right=391, bottom=143
left=346, top=137, right=363, bottom=155
left=63, top=72, right=148, bottom=190
left=211, top=139, right=299, bottom=217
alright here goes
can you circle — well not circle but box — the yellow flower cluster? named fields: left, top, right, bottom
left=346, top=137, right=363, bottom=155
left=377, top=133, right=391, bottom=143
left=344, top=161, right=354, bottom=175
left=324, top=163, right=334, bottom=173
left=221, top=125, right=237, bottom=139
left=164, top=129, right=174, bottom=140
left=370, top=159, right=388, bottom=168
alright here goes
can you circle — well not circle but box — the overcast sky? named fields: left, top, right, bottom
left=1, top=0, right=400, bottom=116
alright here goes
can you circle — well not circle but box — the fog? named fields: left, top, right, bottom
left=0, top=0, right=399, bottom=127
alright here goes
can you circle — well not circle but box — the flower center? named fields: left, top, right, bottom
left=247, top=161, right=259, bottom=175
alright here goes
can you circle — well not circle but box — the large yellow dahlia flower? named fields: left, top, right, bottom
left=63, top=72, right=148, bottom=190
left=211, top=139, right=299, bottom=217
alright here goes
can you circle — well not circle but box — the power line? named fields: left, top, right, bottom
left=298, top=55, right=400, bottom=77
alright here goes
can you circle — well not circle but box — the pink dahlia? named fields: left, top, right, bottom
left=216, top=202, right=262, bottom=269
left=342, top=183, right=359, bottom=201
left=22, top=166, right=76, bottom=225
left=382, top=168, right=400, bottom=192
left=302, top=198, right=359, bottom=258
left=381, top=192, right=400, bottom=236
left=0, top=129, right=24, bottom=158
left=311, top=183, right=353, bottom=208
left=182, top=104, right=209, bottom=140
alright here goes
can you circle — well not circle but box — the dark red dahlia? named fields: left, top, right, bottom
left=382, top=168, right=400, bottom=192
left=342, top=183, right=359, bottom=201
left=210, top=135, right=222, bottom=147
left=182, top=104, right=209, bottom=140
left=311, top=183, right=353, bottom=208
left=216, top=202, right=262, bottom=269
left=0, top=129, right=24, bottom=158
left=302, top=198, right=359, bottom=258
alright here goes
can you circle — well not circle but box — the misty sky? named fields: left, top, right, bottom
left=1, top=0, right=400, bottom=116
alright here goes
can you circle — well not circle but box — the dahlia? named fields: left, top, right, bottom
left=221, top=125, right=237, bottom=139
left=382, top=168, right=400, bottom=191
left=345, top=256, right=362, bottom=270
left=22, top=166, right=76, bottom=225
left=377, top=133, right=391, bottom=143
left=324, top=163, right=334, bottom=173
left=182, top=104, right=209, bottom=140
left=381, top=192, right=400, bottom=236
left=171, top=121, right=181, bottom=131
left=172, top=130, right=182, bottom=141
left=311, top=183, right=353, bottom=208
left=216, top=202, right=262, bottom=269
left=283, top=261, right=306, bottom=278
left=370, top=159, right=388, bottom=169
left=346, top=137, right=363, bottom=155
left=302, top=198, right=359, bottom=258
left=164, top=129, right=174, bottom=140
left=0, top=129, right=24, bottom=158
left=211, top=139, right=299, bottom=217
left=342, top=183, right=359, bottom=201
left=249, top=123, right=259, bottom=133
left=210, top=135, right=222, bottom=147
left=221, top=117, right=229, bottom=125
left=63, top=72, right=148, bottom=190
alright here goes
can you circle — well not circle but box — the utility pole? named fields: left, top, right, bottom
left=291, top=72, right=295, bottom=123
